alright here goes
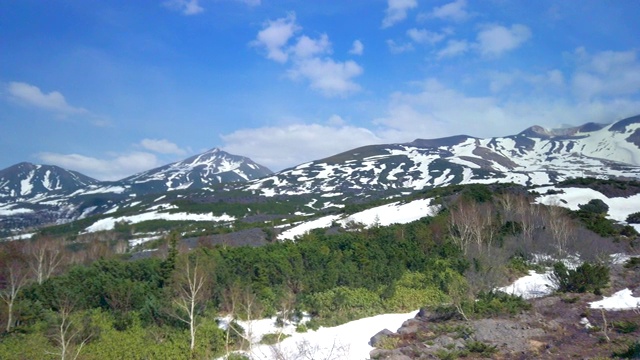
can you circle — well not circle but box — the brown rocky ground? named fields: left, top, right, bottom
left=369, top=261, right=640, bottom=359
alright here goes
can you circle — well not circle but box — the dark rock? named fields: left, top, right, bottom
left=397, top=319, right=421, bottom=335
left=370, top=328, right=395, bottom=347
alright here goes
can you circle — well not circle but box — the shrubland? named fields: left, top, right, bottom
left=0, top=181, right=636, bottom=358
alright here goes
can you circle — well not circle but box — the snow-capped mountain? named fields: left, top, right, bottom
left=0, top=162, right=98, bottom=200
left=244, top=115, right=640, bottom=198
left=119, top=148, right=273, bottom=194
left=0, top=148, right=272, bottom=232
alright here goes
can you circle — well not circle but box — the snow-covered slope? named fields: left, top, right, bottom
left=120, top=148, right=272, bottom=194
left=0, top=149, right=272, bottom=232
left=245, top=115, right=640, bottom=198
left=0, top=162, right=98, bottom=200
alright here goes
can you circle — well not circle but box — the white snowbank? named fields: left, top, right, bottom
left=0, top=207, right=34, bottom=216
left=497, top=270, right=556, bottom=299
left=589, top=288, right=640, bottom=310
left=85, top=211, right=235, bottom=233
left=278, top=198, right=438, bottom=241
left=342, top=198, right=437, bottom=227
left=536, top=187, right=640, bottom=223
left=220, top=311, right=417, bottom=360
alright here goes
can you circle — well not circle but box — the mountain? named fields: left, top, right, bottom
left=243, top=115, right=640, bottom=199
left=3, top=115, right=640, bottom=235
left=118, top=148, right=273, bottom=194
left=0, top=148, right=272, bottom=233
left=0, top=162, right=98, bottom=200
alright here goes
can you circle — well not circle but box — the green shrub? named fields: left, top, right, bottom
left=613, top=341, right=640, bottom=358
left=612, top=320, right=639, bottom=334
left=626, top=212, right=640, bottom=224
left=552, top=262, right=609, bottom=294
left=465, top=340, right=498, bottom=356
left=260, top=333, right=290, bottom=345
left=473, top=291, right=531, bottom=317
left=578, top=199, right=609, bottom=215
left=624, top=257, right=640, bottom=269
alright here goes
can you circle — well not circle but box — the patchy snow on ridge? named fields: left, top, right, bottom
left=590, top=288, right=640, bottom=310
left=536, top=187, right=640, bottom=222
left=497, top=270, right=556, bottom=299
left=277, top=198, right=439, bottom=241
left=85, top=211, right=235, bottom=233
left=277, top=215, right=342, bottom=241
left=342, top=198, right=437, bottom=227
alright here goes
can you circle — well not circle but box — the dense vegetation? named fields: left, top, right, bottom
left=0, top=182, right=635, bottom=359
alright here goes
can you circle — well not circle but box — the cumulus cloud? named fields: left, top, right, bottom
left=349, top=40, right=364, bottom=55
left=7, top=82, right=88, bottom=116
left=374, top=77, right=640, bottom=143
left=437, top=40, right=469, bottom=58
left=163, top=0, right=204, bottom=15
left=37, top=151, right=161, bottom=181
left=476, top=24, right=531, bottom=57
left=288, top=58, right=363, bottom=97
left=407, top=28, right=447, bottom=45
left=382, top=0, right=418, bottom=28
left=292, top=34, right=331, bottom=59
left=571, top=48, right=640, bottom=100
left=221, top=123, right=381, bottom=171
left=252, top=13, right=364, bottom=97
left=140, top=139, right=187, bottom=155
left=431, top=0, right=469, bottom=22
left=251, top=12, right=299, bottom=63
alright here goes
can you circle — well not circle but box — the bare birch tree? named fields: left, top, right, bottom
left=47, top=300, right=92, bottom=360
left=25, top=237, right=65, bottom=284
left=170, top=255, right=209, bottom=353
left=0, top=259, right=30, bottom=332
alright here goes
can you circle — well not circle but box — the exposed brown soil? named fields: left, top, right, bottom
left=370, top=262, right=640, bottom=359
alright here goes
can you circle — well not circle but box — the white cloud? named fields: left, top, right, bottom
left=349, top=40, right=364, bottom=56
left=163, top=0, right=204, bottom=15
left=221, top=123, right=381, bottom=171
left=252, top=14, right=363, bottom=97
left=476, top=24, right=531, bottom=57
left=251, top=13, right=299, bottom=63
left=288, top=58, right=363, bottom=97
left=140, top=139, right=187, bottom=155
left=37, top=152, right=161, bottom=181
left=382, top=0, right=418, bottom=28
left=374, top=78, right=640, bottom=143
left=387, top=39, right=414, bottom=54
left=7, top=82, right=88, bottom=116
left=407, top=28, right=447, bottom=45
left=488, top=69, right=565, bottom=93
left=437, top=40, right=469, bottom=58
left=292, top=34, right=331, bottom=59
left=431, top=0, right=469, bottom=22
left=571, top=48, right=640, bottom=100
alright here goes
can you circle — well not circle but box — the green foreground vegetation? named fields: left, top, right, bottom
left=1, top=182, right=637, bottom=359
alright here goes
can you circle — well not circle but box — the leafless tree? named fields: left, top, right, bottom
left=0, top=259, right=30, bottom=332
left=46, top=300, right=92, bottom=360
left=25, top=237, right=65, bottom=284
left=545, top=204, right=575, bottom=257
left=169, top=255, right=210, bottom=353
left=222, top=283, right=264, bottom=355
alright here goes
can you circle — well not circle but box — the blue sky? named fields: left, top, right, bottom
left=2, top=0, right=640, bottom=180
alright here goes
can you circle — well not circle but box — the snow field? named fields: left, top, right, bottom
left=277, top=198, right=439, bottom=241
left=218, top=311, right=418, bottom=360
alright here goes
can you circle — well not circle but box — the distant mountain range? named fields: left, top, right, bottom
left=2, top=115, right=640, bottom=233
left=244, top=115, right=640, bottom=199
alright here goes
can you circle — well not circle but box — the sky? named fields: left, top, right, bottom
left=1, top=0, right=640, bottom=181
